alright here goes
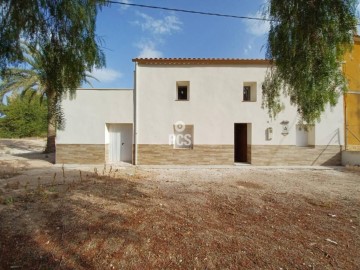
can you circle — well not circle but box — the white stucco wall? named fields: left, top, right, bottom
left=136, top=64, right=344, bottom=146
left=56, top=89, right=133, bottom=144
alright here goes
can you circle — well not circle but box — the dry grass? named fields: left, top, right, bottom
left=0, top=164, right=359, bottom=269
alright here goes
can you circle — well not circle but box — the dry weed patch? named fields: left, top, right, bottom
left=0, top=166, right=359, bottom=269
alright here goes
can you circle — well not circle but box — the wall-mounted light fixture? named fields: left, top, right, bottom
left=266, top=127, right=273, bottom=140
left=280, top=121, right=289, bottom=135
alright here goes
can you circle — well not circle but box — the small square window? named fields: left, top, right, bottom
left=243, top=82, right=257, bottom=102
left=176, top=81, right=190, bottom=101
left=243, top=86, right=251, bottom=101
left=178, top=86, right=188, bottom=100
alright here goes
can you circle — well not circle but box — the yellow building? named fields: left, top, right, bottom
left=343, top=35, right=360, bottom=150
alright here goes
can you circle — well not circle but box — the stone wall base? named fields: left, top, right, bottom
left=137, top=144, right=234, bottom=165
left=342, top=150, right=360, bottom=166
left=56, top=144, right=342, bottom=166
left=56, top=144, right=106, bottom=164
left=251, top=145, right=342, bottom=166
left=346, top=145, right=360, bottom=151
left=137, top=144, right=342, bottom=166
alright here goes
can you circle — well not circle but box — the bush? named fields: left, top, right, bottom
left=0, top=91, right=47, bottom=138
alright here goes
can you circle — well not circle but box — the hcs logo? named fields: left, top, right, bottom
left=169, top=121, right=192, bottom=147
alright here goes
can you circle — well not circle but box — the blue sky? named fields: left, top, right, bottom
left=87, top=0, right=271, bottom=88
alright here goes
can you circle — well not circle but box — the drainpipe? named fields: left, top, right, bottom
left=133, top=62, right=138, bottom=165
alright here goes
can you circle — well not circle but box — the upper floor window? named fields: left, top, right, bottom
left=243, top=86, right=251, bottom=101
left=177, top=81, right=190, bottom=101
left=243, top=82, right=257, bottom=102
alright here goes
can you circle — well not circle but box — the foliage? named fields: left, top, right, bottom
left=0, top=91, right=47, bottom=138
left=263, top=0, right=358, bottom=124
left=0, top=1, right=107, bottom=152
left=0, top=44, right=65, bottom=129
left=0, top=0, right=107, bottom=72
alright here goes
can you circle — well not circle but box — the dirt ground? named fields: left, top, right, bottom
left=0, top=139, right=359, bottom=269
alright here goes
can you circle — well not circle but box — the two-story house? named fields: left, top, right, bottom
left=56, top=58, right=344, bottom=165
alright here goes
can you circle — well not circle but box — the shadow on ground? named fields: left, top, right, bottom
left=0, top=170, right=149, bottom=269
left=13, top=152, right=55, bottom=163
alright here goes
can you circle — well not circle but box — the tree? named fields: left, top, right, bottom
left=0, top=91, right=47, bottom=138
left=263, top=0, right=358, bottom=124
left=0, top=0, right=107, bottom=71
left=0, top=43, right=95, bottom=153
left=0, top=0, right=107, bottom=153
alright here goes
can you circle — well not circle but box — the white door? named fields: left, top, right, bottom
left=109, top=124, right=132, bottom=163
left=296, top=125, right=309, bottom=147
left=119, top=124, right=132, bottom=162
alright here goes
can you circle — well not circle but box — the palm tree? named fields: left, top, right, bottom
left=0, top=43, right=94, bottom=153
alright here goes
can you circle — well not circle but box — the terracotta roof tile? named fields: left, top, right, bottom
left=132, top=58, right=271, bottom=65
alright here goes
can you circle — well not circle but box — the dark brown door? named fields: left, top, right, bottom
left=234, top=123, right=247, bottom=162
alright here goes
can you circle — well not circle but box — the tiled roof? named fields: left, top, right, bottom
left=132, top=58, right=271, bottom=65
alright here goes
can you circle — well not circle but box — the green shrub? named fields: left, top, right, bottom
left=0, top=91, right=47, bottom=138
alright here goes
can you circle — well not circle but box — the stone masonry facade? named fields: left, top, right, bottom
left=137, top=144, right=234, bottom=165
left=250, top=145, right=342, bottom=166
left=56, top=144, right=106, bottom=164
left=56, top=144, right=342, bottom=166
left=136, top=144, right=342, bottom=166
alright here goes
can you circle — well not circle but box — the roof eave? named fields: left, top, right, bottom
left=132, top=58, right=272, bottom=65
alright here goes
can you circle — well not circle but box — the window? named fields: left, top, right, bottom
left=243, top=86, right=251, bottom=101
left=176, top=81, right=190, bottom=101
left=243, top=82, right=257, bottom=102
left=173, top=124, right=193, bottom=149
left=178, top=86, right=188, bottom=100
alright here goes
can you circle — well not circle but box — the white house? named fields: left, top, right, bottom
left=56, top=89, right=133, bottom=164
left=56, top=58, right=344, bottom=165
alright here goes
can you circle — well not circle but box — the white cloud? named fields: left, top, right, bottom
left=136, top=41, right=163, bottom=58
left=132, top=12, right=182, bottom=58
left=243, top=44, right=253, bottom=56
left=135, top=12, right=182, bottom=35
left=119, top=0, right=131, bottom=10
left=90, top=68, right=122, bottom=83
left=245, top=11, right=270, bottom=37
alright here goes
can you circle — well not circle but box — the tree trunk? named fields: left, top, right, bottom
left=44, top=92, right=56, bottom=153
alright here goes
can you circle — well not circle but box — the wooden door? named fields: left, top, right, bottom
left=234, top=123, right=247, bottom=163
